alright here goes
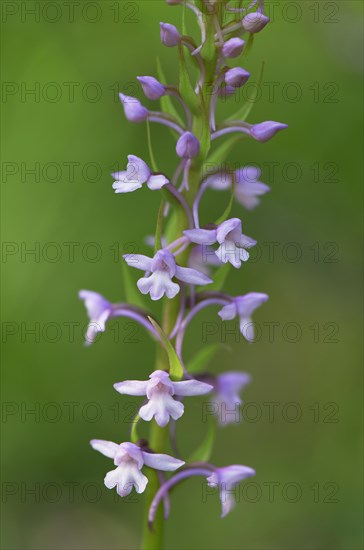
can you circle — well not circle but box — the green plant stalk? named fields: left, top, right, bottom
left=141, top=7, right=219, bottom=549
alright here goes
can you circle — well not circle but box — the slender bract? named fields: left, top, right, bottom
left=79, top=2, right=287, bottom=549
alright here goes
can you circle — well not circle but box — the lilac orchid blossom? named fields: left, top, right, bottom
left=90, top=440, right=184, bottom=497
left=123, top=248, right=212, bottom=301
left=184, top=218, right=257, bottom=268
left=212, top=372, right=251, bottom=426
left=79, top=1, right=287, bottom=546
left=218, top=292, right=269, bottom=341
left=207, top=166, right=270, bottom=210
left=79, top=290, right=160, bottom=345
left=207, top=465, right=256, bottom=517
left=114, top=370, right=212, bottom=427
left=112, top=155, right=169, bottom=194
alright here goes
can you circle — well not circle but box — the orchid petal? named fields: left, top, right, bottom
left=184, top=228, right=217, bottom=245
left=172, top=379, right=213, bottom=396
left=147, top=174, right=169, bottom=190
left=113, top=380, right=148, bottom=396
left=218, top=302, right=237, bottom=321
left=127, top=155, right=151, bottom=183
left=142, top=451, right=185, bottom=471
left=123, top=254, right=153, bottom=272
left=175, top=265, right=213, bottom=286
left=90, top=439, right=119, bottom=459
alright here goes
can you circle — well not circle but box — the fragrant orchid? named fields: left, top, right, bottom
left=79, top=1, right=287, bottom=546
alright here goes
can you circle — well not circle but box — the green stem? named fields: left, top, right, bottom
left=142, top=421, right=168, bottom=550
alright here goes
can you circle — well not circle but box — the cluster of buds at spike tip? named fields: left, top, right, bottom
left=79, top=0, right=288, bottom=539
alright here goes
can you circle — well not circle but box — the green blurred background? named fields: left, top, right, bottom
left=1, top=1, right=363, bottom=549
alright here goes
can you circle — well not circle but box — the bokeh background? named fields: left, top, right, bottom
left=2, top=1, right=363, bottom=549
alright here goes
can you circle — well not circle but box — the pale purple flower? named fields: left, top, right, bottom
left=123, top=248, right=212, bottom=301
left=207, top=465, right=256, bottom=517
left=160, top=22, right=181, bottom=47
left=250, top=121, right=288, bottom=142
left=222, top=38, right=245, bottom=59
left=114, top=370, right=213, bottom=427
left=79, top=290, right=113, bottom=344
left=207, top=167, right=270, bottom=210
left=225, top=67, right=250, bottom=88
left=137, top=76, right=166, bottom=100
left=218, top=292, right=269, bottom=341
left=184, top=218, right=256, bottom=269
left=213, top=372, right=251, bottom=426
left=242, top=12, right=270, bottom=33
left=234, top=166, right=270, bottom=209
left=176, top=132, right=200, bottom=159
left=112, top=155, right=169, bottom=194
left=119, top=93, right=148, bottom=122
left=90, top=440, right=184, bottom=497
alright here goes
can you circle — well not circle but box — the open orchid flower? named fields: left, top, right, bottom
left=112, top=155, right=169, bottom=194
left=184, top=218, right=256, bottom=269
left=123, top=249, right=212, bottom=301
left=207, top=465, right=256, bottom=517
left=207, top=167, right=270, bottom=210
left=213, top=372, right=251, bottom=426
left=218, top=292, right=269, bottom=341
left=114, top=370, right=213, bottom=427
left=90, top=440, right=184, bottom=497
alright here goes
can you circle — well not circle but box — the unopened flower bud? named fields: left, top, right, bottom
left=242, top=12, right=270, bottom=33
left=250, top=121, right=288, bottom=142
left=137, top=76, right=166, bottom=100
left=225, top=67, right=250, bottom=88
left=160, top=22, right=181, bottom=47
left=222, top=38, right=245, bottom=59
left=119, top=93, right=148, bottom=123
left=176, top=132, right=200, bottom=159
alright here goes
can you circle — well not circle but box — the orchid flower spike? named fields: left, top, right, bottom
left=218, top=292, right=269, bottom=341
left=90, top=440, right=184, bottom=497
left=119, top=93, right=148, bottom=122
left=207, top=465, right=256, bottom=517
left=184, top=218, right=256, bottom=269
left=114, top=370, right=213, bottom=427
left=212, top=372, right=251, bottom=425
left=123, top=248, right=212, bottom=301
left=112, top=155, right=169, bottom=194
left=208, top=167, right=270, bottom=210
